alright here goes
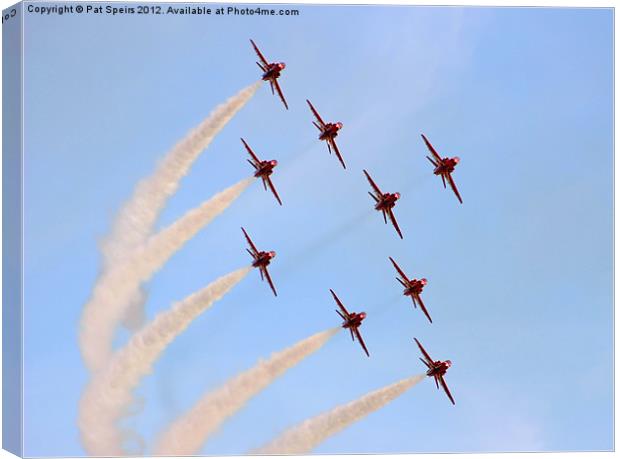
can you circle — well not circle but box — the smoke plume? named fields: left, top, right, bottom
left=101, top=82, right=261, bottom=269
left=78, top=267, right=251, bottom=456
left=155, top=328, right=340, bottom=455
left=80, top=177, right=254, bottom=372
left=82, top=81, right=259, bottom=360
left=254, top=374, right=425, bottom=454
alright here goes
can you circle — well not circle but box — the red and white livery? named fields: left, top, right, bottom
left=242, top=227, right=277, bottom=297
left=389, top=257, right=432, bottom=323
left=306, top=99, right=346, bottom=169
left=364, top=170, right=403, bottom=239
left=331, top=289, right=369, bottom=357
left=241, top=138, right=282, bottom=205
left=415, top=337, right=455, bottom=405
left=250, top=39, right=288, bottom=110
left=421, top=134, right=463, bottom=204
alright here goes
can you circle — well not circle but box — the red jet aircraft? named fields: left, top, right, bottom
left=330, top=289, right=369, bottom=357
left=421, top=134, right=463, bottom=204
left=306, top=99, right=346, bottom=169
left=389, top=257, right=432, bottom=323
left=364, top=170, right=403, bottom=239
left=414, top=337, right=455, bottom=405
left=250, top=39, right=288, bottom=110
left=242, top=227, right=277, bottom=297
left=241, top=138, right=282, bottom=206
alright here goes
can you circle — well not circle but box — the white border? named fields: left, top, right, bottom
left=0, top=1, right=615, bottom=459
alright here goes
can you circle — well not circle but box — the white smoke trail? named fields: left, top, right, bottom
left=155, top=328, right=340, bottom=455
left=80, top=177, right=254, bottom=373
left=254, top=374, right=426, bottom=455
left=101, top=82, right=261, bottom=269
left=78, top=267, right=251, bottom=456
left=121, top=285, right=148, bottom=331
left=97, top=82, right=260, bottom=333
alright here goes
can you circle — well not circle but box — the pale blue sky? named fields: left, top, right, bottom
left=19, top=4, right=612, bottom=456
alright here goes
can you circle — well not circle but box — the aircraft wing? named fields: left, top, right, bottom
left=396, top=277, right=408, bottom=289
left=262, top=266, right=277, bottom=297
left=247, top=159, right=259, bottom=171
left=241, top=138, right=261, bottom=164
left=330, top=139, right=346, bottom=169
left=330, top=289, right=350, bottom=318
left=447, top=174, right=463, bottom=204
left=415, top=294, right=433, bottom=324
left=354, top=327, right=370, bottom=357
left=363, top=169, right=383, bottom=197
left=426, top=155, right=439, bottom=167
left=387, top=208, right=404, bottom=239
left=241, top=227, right=259, bottom=255
left=250, top=39, right=269, bottom=66
left=264, top=176, right=283, bottom=206
left=414, top=337, right=434, bottom=365
left=306, top=99, right=326, bottom=128
left=421, top=134, right=442, bottom=162
left=439, top=375, right=456, bottom=405
left=389, top=257, right=409, bottom=284
left=272, top=79, right=289, bottom=110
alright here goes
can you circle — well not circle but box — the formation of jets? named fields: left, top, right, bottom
left=240, top=40, right=462, bottom=405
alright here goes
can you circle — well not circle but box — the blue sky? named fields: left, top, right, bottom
left=19, top=4, right=612, bottom=456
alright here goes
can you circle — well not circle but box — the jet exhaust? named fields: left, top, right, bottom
left=79, top=176, right=254, bottom=373
left=254, top=374, right=426, bottom=454
left=79, top=81, right=260, bottom=372
left=78, top=267, right=251, bottom=456
left=154, top=328, right=340, bottom=455
left=101, top=82, right=261, bottom=269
